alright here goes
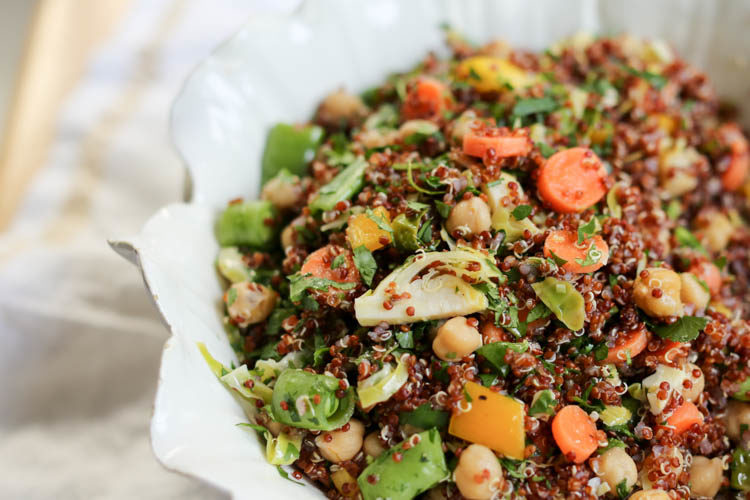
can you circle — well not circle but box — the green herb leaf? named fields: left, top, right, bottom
left=330, top=254, right=345, bottom=270
left=226, top=287, right=238, bottom=307
left=574, top=242, right=602, bottom=268
left=399, top=403, right=450, bottom=430
left=395, top=329, right=414, bottom=349
left=548, top=250, right=568, bottom=266
left=577, top=217, right=597, bottom=244
left=476, top=341, right=529, bottom=377
left=512, top=96, right=559, bottom=117
left=406, top=200, right=430, bottom=211
left=715, top=255, right=727, bottom=270
left=288, top=273, right=356, bottom=302
left=266, top=307, right=294, bottom=335
left=529, top=389, right=556, bottom=417
left=624, top=66, right=667, bottom=90
left=276, top=466, right=304, bottom=485
left=616, top=478, right=630, bottom=498
left=665, top=199, right=681, bottom=220
left=434, top=200, right=452, bottom=218
left=674, top=227, right=706, bottom=254
left=653, top=315, right=708, bottom=343
left=511, top=204, right=532, bottom=220
left=537, top=142, right=556, bottom=158
left=468, top=67, right=481, bottom=81
left=353, top=245, right=377, bottom=287
left=593, top=343, right=609, bottom=361
left=478, top=373, right=498, bottom=387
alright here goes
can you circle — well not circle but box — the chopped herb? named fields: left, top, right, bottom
left=616, top=478, right=630, bottom=498
left=674, top=227, right=706, bottom=254
left=276, top=466, right=304, bottom=485
left=288, top=273, right=356, bottom=302
left=624, top=65, right=667, bottom=90
left=574, top=242, right=601, bottom=268
left=715, top=255, right=727, bottom=270
left=529, top=389, right=557, bottom=417
left=511, top=204, right=532, bottom=220
left=330, top=254, right=345, bottom=270
left=665, top=199, right=681, bottom=220
left=435, top=200, right=452, bottom=218
left=468, top=67, right=481, bottom=81
left=395, top=329, right=414, bottom=349
left=398, top=403, right=450, bottom=430
left=548, top=250, right=568, bottom=266
left=266, top=307, right=294, bottom=335
left=477, top=341, right=529, bottom=377
left=226, top=287, right=238, bottom=307
left=353, top=245, right=377, bottom=287
left=653, top=315, right=709, bottom=342
left=512, top=96, right=559, bottom=117
left=406, top=200, right=430, bottom=211
left=577, top=217, right=597, bottom=244
left=537, top=142, right=556, bottom=157
left=593, top=343, right=609, bottom=361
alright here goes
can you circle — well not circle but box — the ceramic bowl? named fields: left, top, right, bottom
left=110, top=0, right=750, bottom=497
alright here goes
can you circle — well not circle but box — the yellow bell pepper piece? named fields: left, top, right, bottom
left=331, top=469, right=359, bottom=497
left=346, top=206, right=391, bottom=251
left=448, top=381, right=525, bottom=459
left=455, top=56, right=532, bottom=92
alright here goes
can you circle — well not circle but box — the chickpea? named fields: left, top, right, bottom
left=432, top=317, right=482, bottom=362
left=658, top=146, right=702, bottom=198
left=725, top=400, right=750, bottom=441
left=633, top=267, right=683, bottom=318
left=689, top=456, right=723, bottom=498
left=628, top=490, right=671, bottom=500
left=358, top=128, right=398, bottom=149
left=680, top=273, right=710, bottom=312
left=261, top=173, right=302, bottom=209
left=363, top=431, right=387, bottom=458
left=698, top=212, right=732, bottom=252
left=316, top=89, right=368, bottom=126
left=315, top=419, right=364, bottom=463
left=593, top=446, right=637, bottom=493
left=682, top=363, right=705, bottom=403
left=446, top=197, right=492, bottom=237
left=225, top=282, right=277, bottom=327
left=454, top=444, right=504, bottom=499
left=281, top=216, right=305, bottom=250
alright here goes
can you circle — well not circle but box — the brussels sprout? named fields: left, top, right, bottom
left=530, top=277, right=585, bottom=331
left=216, top=200, right=278, bottom=248
left=261, top=123, right=324, bottom=184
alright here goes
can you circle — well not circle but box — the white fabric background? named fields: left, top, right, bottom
left=0, top=0, right=297, bottom=497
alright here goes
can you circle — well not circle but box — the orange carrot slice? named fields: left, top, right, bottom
left=651, top=340, right=689, bottom=365
left=718, top=123, right=749, bottom=191
left=537, top=147, right=609, bottom=213
left=689, top=262, right=721, bottom=295
left=300, top=245, right=360, bottom=285
left=401, top=77, right=451, bottom=120
left=604, top=328, right=649, bottom=364
left=552, top=405, right=599, bottom=464
left=666, top=401, right=704, bottom=435
left=543, top=229, right=609, bottom=273
left=463, top=131, right=532, bottom=159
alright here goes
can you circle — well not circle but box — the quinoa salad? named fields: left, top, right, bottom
left=201, top=31, right=750, bottom=499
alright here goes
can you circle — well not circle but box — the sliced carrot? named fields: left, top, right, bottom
left=721, top=152, right=749, bottom=191
left=689, top=262, right=721, bottom=295
left=300, top=245, right=360, bottom=284
left=651, top=339, right=689, bottom=365
left=463, top=131, right=532, bottom=159
left=537, top=147, right=609, bottom=213
left=604, top=328, right=649, bottom=364
left=552, top=405, right=599, bottom=464
left=718, top=123, right=749, bottom=191
left=401, top=77, right=451, bottom=120
left=543, top=229, right=609, bottom=273
left=666, top=401, right=704, bottom=435
left=480, top=320, right=510, bottom=344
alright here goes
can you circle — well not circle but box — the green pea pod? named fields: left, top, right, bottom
left=216, top=200, right=278, bottom=248
left=392, top=213, right=421, bottom=252
left=531, top=277, right=585, bottom=331
left=731, top=447, right=750, bottom=491
left=271, top=369, right=356, bottom=430
left=357, top=428, right=448, bottom=500
left=733, top=377, right=750, bottom=401
left=309, top=157, right=367, bottom=213
left=261, top=123, right=324, bottom=185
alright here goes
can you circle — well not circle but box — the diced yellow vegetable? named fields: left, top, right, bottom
left=331, top=468, right=359, bottom=497
left=455, top=56, right=532, bottom=92
left=448, top=382, right=525, bottom=459
left=346, top=206, right=391, bottom=251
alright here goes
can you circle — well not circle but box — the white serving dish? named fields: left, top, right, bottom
left=110, top=0, right=750, bottom=497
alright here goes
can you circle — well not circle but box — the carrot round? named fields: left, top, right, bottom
left=401, top=77, right=450, bottom=120
left=689, top=262, right=721, bottom=295
left=604, top=328, right=649, bottom=364
left=463, top=131, right=532, bottom=159
left=543, top=229, right=609, bottom=273
left=551, top=405, right=599, bottom=464
left=666, top=401, right=704, bottom=435
left=537, top=147, right=609, bottom=213
left=651, top=339, right=689, bottom=365
left=300, top=245, right=360, bottom=284
left=718, top=123, right=749, bottom=191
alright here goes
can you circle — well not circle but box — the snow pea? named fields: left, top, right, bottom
left=309, top=157, right=367, bottom=213
left=270, top=369, right=356, bottom=431
left=261, top=123, right=324, bottom=185
left=216, top=200, right=278, bottom=248
left=357, top=428, right=448, bottom=500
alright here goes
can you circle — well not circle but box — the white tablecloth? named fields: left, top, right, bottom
left=0, top=0, right=296, bottom=497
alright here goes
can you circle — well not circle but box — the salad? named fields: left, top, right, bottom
left=202, top=31, right=750, bottom=499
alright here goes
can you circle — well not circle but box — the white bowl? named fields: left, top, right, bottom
left=110, top=1, right=750, bottom=497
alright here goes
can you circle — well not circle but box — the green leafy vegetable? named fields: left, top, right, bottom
left=577, top=217, right=597, bottom=244
left=674, top=227, right=707, bottom=255
left=575, top=242, right=602, bottom=267
left=353, top=246, right=377, bottom=286
left=288, top=273, right=357, bottom=302
left=511, top=204, right=532, bottom=220
left=512, top=96, right=559, bottom=117
left=330, top=254, right=345, bottom=269
left=477, top=341, right=529, bottom=377
left=623, top=66, right=667, bottom=90
left=276, top=465, right=304, bottom=485
left=398, top=403, right=450, bottom=430
left=653, top=315, right=708, bottom=343
left=309, top=157, right=367, bottom=213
